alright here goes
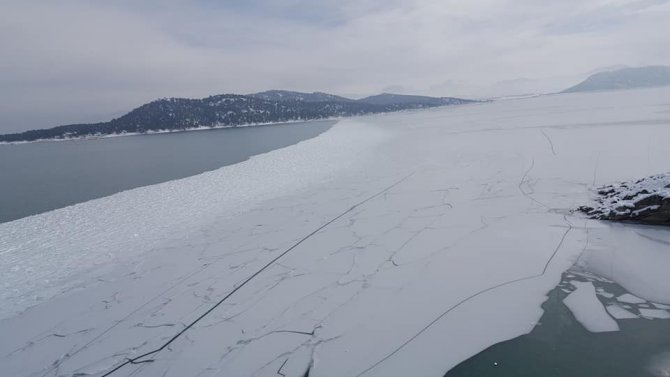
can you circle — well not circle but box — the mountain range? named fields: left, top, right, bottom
left=0, top=91, right=475, bottom=143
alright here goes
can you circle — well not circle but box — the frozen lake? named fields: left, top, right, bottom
left=0, top=120, right=333, bottom=223
left=0, top=88, right=669, bottom=377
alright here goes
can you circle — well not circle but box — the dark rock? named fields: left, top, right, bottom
left=579, top=174, right=670, bottom=226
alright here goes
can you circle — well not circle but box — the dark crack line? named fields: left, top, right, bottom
left=134, top=323, right=176, bottom=329
left=277, top=358, right=288, bottom=377
left=100, top=172, right=415, bottom=377
left=127, top=358, right=154, bottom=365
left=40, top=255, right=235, bottom=377
left=356, top=217, right=573, bottom=376
left=540, top=129, right=556, bottom=156
left=518, top=159, right=550, bottom=209
left=272, top=329, right=319, bottom=336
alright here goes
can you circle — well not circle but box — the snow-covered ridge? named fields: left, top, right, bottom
left=580, top=173, right=670, bottom=224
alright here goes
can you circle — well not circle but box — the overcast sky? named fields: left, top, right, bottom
left=1, top=0, right=669, bottom=132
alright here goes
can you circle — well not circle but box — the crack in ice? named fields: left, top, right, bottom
left=356, top=216, right=574, bottom=376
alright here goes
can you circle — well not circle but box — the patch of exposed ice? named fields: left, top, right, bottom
left=596, top=289, right=614, bottom=298
left=618, top=293, right=647, bottom=304
left=605, top=304, right=638, bottom=320
left=563, top=281, right=619, bottom=332
left=639, top=308, right=670, bottom=319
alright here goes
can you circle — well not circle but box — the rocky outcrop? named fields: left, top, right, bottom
left=579, top=174, right=670, bottom=225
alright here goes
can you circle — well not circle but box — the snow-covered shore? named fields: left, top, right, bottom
left=1, top=87, right=670, bottom=377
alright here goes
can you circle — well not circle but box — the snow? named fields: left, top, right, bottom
left=1, top=87, right=670, bottom=376
left=563, top=281, right=619, bottom=332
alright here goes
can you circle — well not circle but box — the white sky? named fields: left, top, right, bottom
left=1, top=0, right=669, bottom=132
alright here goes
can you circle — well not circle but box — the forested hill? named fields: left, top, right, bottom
left=249, top=90, right=354, bottom=103
left=0, top=92, right=475, bottom=143
left=357, top=93, right=469, bottom=106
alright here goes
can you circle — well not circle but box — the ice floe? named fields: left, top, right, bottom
left=563, top=281, right=619, bottom=332
left=605, top=304, right=639, bottom=320
left=618, top=293, right=647, bottom=304
left=639, top=308, right=670, bottom=320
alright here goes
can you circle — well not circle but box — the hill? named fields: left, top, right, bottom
left=563, top=66, right=670, bottom=93
left=358, top=93, right=471, bottom=106
left=0, top=91, right=475, bottom=143
left=250, top=90, right=354, bottom=103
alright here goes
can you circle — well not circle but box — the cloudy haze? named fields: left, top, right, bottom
left=1, top=0, right=669, bottom=132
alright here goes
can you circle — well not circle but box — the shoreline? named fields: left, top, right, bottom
left=0, top=118, right=341, bottom=145
left=0, top=102, right=485, bottom=146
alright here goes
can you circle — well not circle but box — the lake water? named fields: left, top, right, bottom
left=0, top=121, right=334, bottom=224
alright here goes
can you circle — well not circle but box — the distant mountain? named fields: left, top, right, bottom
left=251, top=91, right=473, bottom=107
left=0, top=91, right=475, bottom=143
left=250, top=90, right=353, bottom=103
left=358, top=93, right=471, bottom=106
left=562, top=66, right=670, bottom=93
left=585, top=64, right=629, bottom=76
